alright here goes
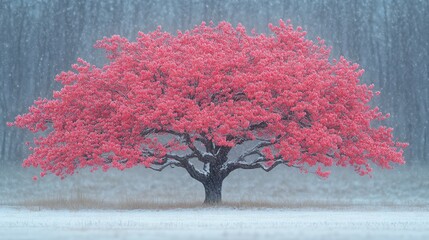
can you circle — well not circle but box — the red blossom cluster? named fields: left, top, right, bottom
left=9, top=20, right=406, bottom=179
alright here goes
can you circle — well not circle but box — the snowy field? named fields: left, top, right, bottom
left=1, top=163, right=429, bottom=239
left=1, top=207, right=429, bottom=240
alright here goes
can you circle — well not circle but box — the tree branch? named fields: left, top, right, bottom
left=222, top=155, right=291, bottom=177
left=150, top=159, right=181, bottom=171
left=142, top=149, right=206, bottom=181
left=183, top=133, right=205, bottom=162
left=235, top=140, right=275, bottom=162
left=216, top=146, right=232, bottom=164
left=180, top=159, right=207, bottom=181
left=196, top=133, right=216, bottom=154
left=139, top=129, right=210, bottom=181
left=248, top=121, right=268, bottom=131
left=140, top=129, right=208, bottom=164
left=140, top=128, right=155, bottom=137
left=230, top=158, right=283, bottom=172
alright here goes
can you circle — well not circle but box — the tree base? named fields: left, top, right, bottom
left=203, top=178, right=222, bottom=204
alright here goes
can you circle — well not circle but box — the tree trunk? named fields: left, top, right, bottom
left=203, top=176, right=223, bottom=204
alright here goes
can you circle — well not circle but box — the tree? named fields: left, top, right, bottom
left=8, top=20, right=407, bottom=204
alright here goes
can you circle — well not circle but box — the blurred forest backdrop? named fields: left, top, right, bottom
left=1, top=0, right=428, bottom=166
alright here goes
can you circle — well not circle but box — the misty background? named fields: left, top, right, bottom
left=0, top=0, right=428, bottom=206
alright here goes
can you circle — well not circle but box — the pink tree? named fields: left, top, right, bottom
left=9, top=20, right=406, bottom=204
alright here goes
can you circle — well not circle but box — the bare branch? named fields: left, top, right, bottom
left=142, top=149, right=197, bottom=162
left=222, top=155, right=291, bottom=177
left=142, top=149, right=206, bottom=181
left=139, top=129, right=209, bottom=180
left=216, top=146, right=232, bottom=164
left=140, top=129, right=207, bottom=164
left=196, top=134, right=217, bottom=155
left=235, top=141, right=275, bottom=162
left=182, top=160, right=207, bottom=181
left=183, top=133, right=205, bottom=162
left=240, top=159, right=286, bottom=172
left=165, top=153, right=196, bottom=161
left=150, top=159, right=181, bottom=171
left=140, top=128, right=155, bottom=137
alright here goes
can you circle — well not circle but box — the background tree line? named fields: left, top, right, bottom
left=1, top=0, right=428, bottom=165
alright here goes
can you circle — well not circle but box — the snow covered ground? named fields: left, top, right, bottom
left=1, top=207, right=429, bottom=240
left=1, top=163, right=428, bottom=239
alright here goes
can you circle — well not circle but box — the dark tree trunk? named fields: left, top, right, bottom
left=202, top=175, right=223, bottom=204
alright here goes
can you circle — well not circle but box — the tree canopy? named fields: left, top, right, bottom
left=9, top=20, right=406, bottom=202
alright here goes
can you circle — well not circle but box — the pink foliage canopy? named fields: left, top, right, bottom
left=9, top=20, right=406, bottom=179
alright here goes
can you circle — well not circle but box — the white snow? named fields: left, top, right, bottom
left=1, top=163, right=428, bottom=239
left=0, top=207, right=428, bottom=240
